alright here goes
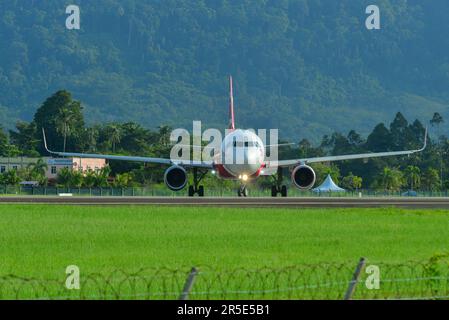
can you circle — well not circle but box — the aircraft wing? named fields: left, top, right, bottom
left=265, top=129, right=427, bottom=170
left=42, top=130, right=214, bottom=169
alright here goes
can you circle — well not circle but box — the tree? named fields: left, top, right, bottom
left=113, top=173, right=133, bottom=187
left=404, top=166, right=421, bottom=190
left=157, top=125, right=172, bottom=148
left=366, top=124, right=391, bottom=152
left=431, top=113, right=444, bottom=135
left=107, top=124, right=122, bottom=153
left=68, top=170, right=84, bottom=188
left=422, top=168, right=440, bottom=191
left=9, top=121, right=39, bottom=157
left=341, top=173, right=363, bottom=191
left=375, top=167, right=404, bottom=191
left=390, top=112, right=410, bottom=150
left=0, top=127, right=9, bottom=156
left=430, top=112, right=444, bottom=188
left=55, top=107, right=76, bottom=152
left=298, top=139, right=311, bottom=158
left=313, top=163, right=341, bottom=185
left=83, top=169, right=97, bottom=188
left=30, top=158, right=48, bottom=185
left=1, top=170, right=21, bottom=186
left=94, top=166, right=111, bottom=187
left=33, top=90, right=85, bottom=153
left=57, top=168, right=72, bottom=187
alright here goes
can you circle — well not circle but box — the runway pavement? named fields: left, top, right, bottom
left=1, top=196, right=449, bottom=208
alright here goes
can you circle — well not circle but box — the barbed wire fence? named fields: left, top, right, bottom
left=1, top=256, right=449, bottom=300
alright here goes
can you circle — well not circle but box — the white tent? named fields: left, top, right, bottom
left=313, top=174, right=346, bottom=193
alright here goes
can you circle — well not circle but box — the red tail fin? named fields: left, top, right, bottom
left=228, top=76, right=235, bottom=130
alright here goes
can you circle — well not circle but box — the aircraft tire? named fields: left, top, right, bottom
left=198, top=186, right=204, bottom=197
left=188, top=186, right=195, bottom=197
left=281, top=185, right=288, bottom=197
left=271, top=186, right=278, bottom=197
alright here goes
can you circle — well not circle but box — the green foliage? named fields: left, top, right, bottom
left=113, top=173, right=133, bottom=188
left=33, top=90, right=85, bottom=153
left=313, top=163, right=341, bottom=185
left=341, top=173, right=362, bottom=191
left=404, top=166, right=421, bottom=191
left=1, top=87, right=447, bottom=191
left=372, top=167, right=404, bottom=191
left=2, top=1, right=449, bottom=140
left=56, top=166, right=112, bottom=188
left=422, top=168, right=440, bottom=192
left=0, top=170, right=20, bottom=186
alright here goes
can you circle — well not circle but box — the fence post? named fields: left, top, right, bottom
left=344, top=257, right=366, bottom=300
left=179, top=267, right=199, bottom=300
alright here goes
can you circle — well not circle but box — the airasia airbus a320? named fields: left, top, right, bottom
left=43, top=77, right=427, bottom=197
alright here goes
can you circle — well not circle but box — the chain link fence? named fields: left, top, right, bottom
left=1, top=257, right=449, bottom=300
left=1, top=185, right=449, bottom=198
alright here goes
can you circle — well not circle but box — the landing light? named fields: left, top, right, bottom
left=211, top=170, right=216, bottom=175
left=242, top=174, right=248, bottom=181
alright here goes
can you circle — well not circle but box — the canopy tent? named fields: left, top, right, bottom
left=313, top=174, right=346, bottom=193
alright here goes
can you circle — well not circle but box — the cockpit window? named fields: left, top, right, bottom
left=232, top=140, right=257, bottom=148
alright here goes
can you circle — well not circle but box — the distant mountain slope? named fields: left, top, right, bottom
left=0, top=0, right=448, bottom=141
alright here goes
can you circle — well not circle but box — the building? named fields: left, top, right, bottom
left=0, top=157, right=107, bottom=180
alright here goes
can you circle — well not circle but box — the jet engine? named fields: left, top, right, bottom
left=292, top=165, right=316, bottom=190
left=164, top=166, right=188, bottom=191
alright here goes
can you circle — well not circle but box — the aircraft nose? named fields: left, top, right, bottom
left=243, top=148, right=262, bottom=172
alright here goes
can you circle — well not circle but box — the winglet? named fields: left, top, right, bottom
left=42, top=128, right=53, bottom=154
left=420, top=127, right=428, bottom=152
left=228, top=76, right=235, bottom=130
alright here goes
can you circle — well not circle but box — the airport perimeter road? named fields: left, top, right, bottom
left=2, top=196, right=449, bottom=208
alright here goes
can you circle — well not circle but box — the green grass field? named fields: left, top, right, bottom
left=0, top=205, right=449, bottom=299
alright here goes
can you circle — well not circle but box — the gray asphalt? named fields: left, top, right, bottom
left=1, top=196, right=449, bottom=208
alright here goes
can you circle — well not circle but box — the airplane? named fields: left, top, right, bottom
left=43, top=76, right=427, bottom=197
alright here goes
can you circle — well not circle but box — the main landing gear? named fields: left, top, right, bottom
left=188, top=168, right=207, bottom=197
left=238, top=184, right=249, bottom=197
left=271, top=167, right=288, bottom=197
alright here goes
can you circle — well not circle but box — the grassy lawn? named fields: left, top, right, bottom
left=0, top=205, right=448, bottom=277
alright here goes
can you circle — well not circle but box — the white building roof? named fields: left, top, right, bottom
left=313, top=174, right=346, bottom=193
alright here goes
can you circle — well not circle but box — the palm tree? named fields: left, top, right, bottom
left=431, top=113, right=444, bottom=188
left=57, top=168, right=72, bottom=187
left=379, top=167, right=404, bottom=191
left=404, top=166, right=421, bottom=191
left=26, top=158, right=48, bottom=185
left=83, top=169, right=96, bottom=188
left=56, top=107, right=76, bottom=152
left=157, top=125, right=172, bottom=147
left=108, top=124, right=122, bottom=153
left=114, top=173, right=132, bottom=188
left=94, top=166, right=111, bottom=187
left=31, top=158, right=48, bottom=177
left=85, top=127, right=99, bottom=152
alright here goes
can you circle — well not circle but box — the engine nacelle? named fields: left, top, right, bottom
left=292, top=165, right=316, bottom=190
left=164, top=166, right=188, bottom=191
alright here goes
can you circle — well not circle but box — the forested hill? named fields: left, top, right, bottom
left=1, top=0, right=449, bottom=141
